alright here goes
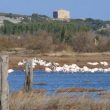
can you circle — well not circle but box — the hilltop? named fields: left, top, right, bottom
left=0, top=12, right=110, bottom=36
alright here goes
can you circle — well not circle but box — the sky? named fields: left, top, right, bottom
left=0, top=0, right=110, bottom=20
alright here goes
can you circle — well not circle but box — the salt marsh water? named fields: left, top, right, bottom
left=8, top=70, right=110, bottom=94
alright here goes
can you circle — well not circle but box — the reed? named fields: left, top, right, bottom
left=10, top=91, right=110, bottom=110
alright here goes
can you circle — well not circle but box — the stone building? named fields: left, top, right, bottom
left=53, top=9, right=70, bottom=20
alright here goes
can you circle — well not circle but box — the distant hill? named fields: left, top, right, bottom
left=0, top=12, right=110, bottom=37
left=0, top=12, right=31, bottom=18
left=1, top=12, right=110, bottom=52
left=0, top=12, right=50, bottom=25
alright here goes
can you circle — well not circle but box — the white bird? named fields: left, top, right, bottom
left=45, top=62, right=52, bottom=67
left=53, top=62, right=59, bottom=66
left=82, top=66, right=90, bottom=72
left=8, top=69, right=14, bottom=73
left=87, top=62, right=99, bottom=66
left=45, top=67, right=52, bottom=72
left=53, top=67, right=63, bottom=72
left=100, top=61, right=108, bottom=66
left=18, top=61, right=24, bottom=66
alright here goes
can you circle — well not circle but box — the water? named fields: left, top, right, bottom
left=8, top=70, right=110, bottom=95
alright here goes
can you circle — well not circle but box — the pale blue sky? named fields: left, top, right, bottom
left=0, top=0, right=109, bottom=20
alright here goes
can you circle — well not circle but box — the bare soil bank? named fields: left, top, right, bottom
left=8, top=51, right=110, bottom=69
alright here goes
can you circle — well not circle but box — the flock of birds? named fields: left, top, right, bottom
left=8, top=57, right=110, bottom=73
left=7, top=57, right=109, bottom=73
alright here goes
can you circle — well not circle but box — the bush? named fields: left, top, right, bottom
left=71, top=32, right=96, bottom=52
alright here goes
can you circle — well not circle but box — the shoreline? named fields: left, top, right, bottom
left=8, top=52, right=110, bottom=73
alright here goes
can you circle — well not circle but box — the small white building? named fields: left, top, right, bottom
left=53, top=9, right=70, bottom=21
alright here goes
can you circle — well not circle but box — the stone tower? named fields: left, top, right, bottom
left=53, top=9, right=70, bottom=21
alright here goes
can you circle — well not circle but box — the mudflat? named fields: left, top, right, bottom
left=9, top=51, right=110, bottom=69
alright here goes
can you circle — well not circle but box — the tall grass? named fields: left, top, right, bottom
left=10, top=91, right=110, bottom=110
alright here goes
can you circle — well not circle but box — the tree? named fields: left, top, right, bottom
left=60, top=27, right=65, bottom=42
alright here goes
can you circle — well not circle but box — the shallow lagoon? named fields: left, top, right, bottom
left=8, top=70, right=110, bottom=95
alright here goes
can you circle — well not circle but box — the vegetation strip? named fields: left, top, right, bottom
left=56, top=88, right=104, bottom=93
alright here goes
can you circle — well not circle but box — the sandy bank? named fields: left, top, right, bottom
left=9, top=52, right=110, bottom=71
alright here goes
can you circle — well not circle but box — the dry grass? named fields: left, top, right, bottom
left=56, top=87, right=104, bottom=93
left=10, top=91, right=110, bottom=110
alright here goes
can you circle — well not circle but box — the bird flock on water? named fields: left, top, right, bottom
left=8, top=57, right=109, bottom=73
